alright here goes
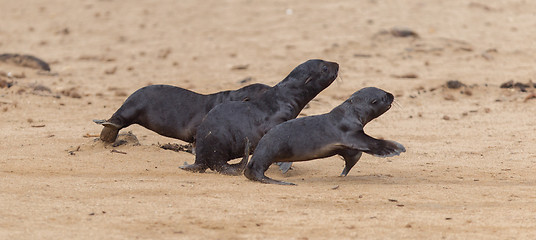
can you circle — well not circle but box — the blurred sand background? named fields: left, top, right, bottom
left=1, top=0, right=536, bottom=239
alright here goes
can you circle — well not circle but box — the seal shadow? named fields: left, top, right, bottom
left=282, top=169, right=514, bottom=187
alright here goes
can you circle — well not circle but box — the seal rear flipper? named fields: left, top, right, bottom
left=277, top=162, right=292, bottom=173
left=94, top=119, right=122, bottom=143
left=93, top=119, right=122, bottom=129
left=99, top=126, right=120, bottom=143
left=93, top=119, right=107, bottom=125
left=259, top=176, right=296, bottom=185
left=244, top=165, right=296, bottom=185
left=219, top=137, right=252, bottom=175
left=179, top=163, right=208, bottom=173
left=218, top=163, right=246, bottom=176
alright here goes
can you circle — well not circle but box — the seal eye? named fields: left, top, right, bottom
left=370, top=99, right=378, bottom=104
left=321, top=65, right=329, bottom=73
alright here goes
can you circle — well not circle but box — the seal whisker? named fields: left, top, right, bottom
left=393, top=99, right=402, bottom=109
left=336, top=71, right=344, bottom=85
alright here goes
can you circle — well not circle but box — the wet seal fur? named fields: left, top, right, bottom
left=180, top=59, right=339, bottom=175
left=94, top=84, right=270, bottom=143
left=243, top=87, right=406, bottom=185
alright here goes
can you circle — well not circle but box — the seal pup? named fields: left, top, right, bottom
left=180, top=59, right=339, bottom=175
left=94, top=83, right=270, bottom=143
left=243, top=87, right=406, bottom=185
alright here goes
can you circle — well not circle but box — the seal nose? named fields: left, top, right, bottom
left=326, top=62, right=339, bottom=79
left=329, top=62, right=339, bottom=72
left=385, top=92, right=394, bottom=103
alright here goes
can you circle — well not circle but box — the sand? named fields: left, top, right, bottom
left=1, top=0, right=536, bottom=239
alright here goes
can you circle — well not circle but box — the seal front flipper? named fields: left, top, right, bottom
left=350, top=131, right=406, bottom=158
left=370, top=140, right=406, bottom=158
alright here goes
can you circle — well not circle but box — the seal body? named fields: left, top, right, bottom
left=95, top=83, right=270, bottom=143
left=244, top=87, right=406, bottom=185
left=180, top=59, right=339, bottom=175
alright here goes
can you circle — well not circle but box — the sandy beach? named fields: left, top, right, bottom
left=1, top=0, right=536, bottom=239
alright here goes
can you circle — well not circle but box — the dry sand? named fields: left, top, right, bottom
left=1, top=0, right=536, bottom=239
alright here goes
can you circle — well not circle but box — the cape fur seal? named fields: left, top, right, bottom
left=243, top=87, right=406, bottom=185
left=180, top=59, right=339, bottom=175
left=94, top=83, right=270, bottom=143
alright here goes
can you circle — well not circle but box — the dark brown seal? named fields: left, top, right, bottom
left=243, top=87, right=406, bottom=185
left=93, top=83, right=270, bottom=143
left=180, top=59, right=339, bottom=175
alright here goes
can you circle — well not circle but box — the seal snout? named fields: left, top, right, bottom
left=328, top=61, right=339, bottom=72
left=326, top=62, right=339, bottom=79
left=384, top=92, right=394, bottom=109
left=386, top=92, right=394, bottom=103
